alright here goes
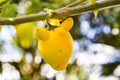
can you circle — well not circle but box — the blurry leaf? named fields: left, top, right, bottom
left=21, top=75, right=32, bottom=80
left=66, top=61, right=77, bottom=74
left=0, top=0, right=3, bottom=3
left=0, top=2, right=17, bottom=17
left=26, top=0, right=42, bottom=14
left=0, top=62, right=2, bottom=73
left=0, top=40, right=3, bottom=52
left=0, top=25, right=2, bottom=31
left=70, top=16, right=83, bottom=40
left=0, top=0, right=9, bottom=6
left=89, top=0, right=96, bottom=4
left=0, top=0, right=6, bottom=3
left=15, top=22, right=36, bottom=49
left=10, top=0, right=20, bottom=4
left=102, top=62, right=120, bottom=76
left=10, top=62, right=20, bottom=72
left=66, top=64, right=73, bottom=74
left=96, top=35, right=120, bottom=48
left=0, top=0, right=9, bottom=13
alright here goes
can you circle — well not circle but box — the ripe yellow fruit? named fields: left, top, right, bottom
left=15, top=22, right=35, bottom=49
left=35, top=18, right=73, bottom=71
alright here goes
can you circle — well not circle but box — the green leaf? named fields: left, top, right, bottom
left=0, top=0, right=9, bottom=6
left=102, top=62, right=120, bottom=76
left=26, top=0, right=42, bottom=14
left=0, top=62, right=2, bottom=73
left=0, top=2, right=17, bottom=17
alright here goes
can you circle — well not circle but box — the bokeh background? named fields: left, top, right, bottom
left=0, top=0, right=120, bottom=80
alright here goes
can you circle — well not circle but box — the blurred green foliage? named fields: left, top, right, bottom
left=0, top=1, right=17, bottom=17
left=0, top=0, right=120, bottom=80
left=102, top=62, right=120, bottom=76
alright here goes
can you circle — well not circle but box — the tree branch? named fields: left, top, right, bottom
left=52, top=0, right=120, bottom=19
left=0, top=0, right=120, bottom=25
left=0, top=12, right=48, bottom=25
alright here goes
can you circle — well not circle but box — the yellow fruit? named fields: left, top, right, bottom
left=35, top=27, right=50, bottom=41
left=60, top=18, right=73, bottom=31
left=35, top=18, right=73, bottom=71
left=15, top=22, right=35, bottom=48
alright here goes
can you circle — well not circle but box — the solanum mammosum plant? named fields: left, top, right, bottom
left=0, top=0, right=120, bottom=80
left=35, top=18, right=73, bottom=70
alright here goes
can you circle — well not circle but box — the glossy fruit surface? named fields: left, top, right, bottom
left=35, top=18, right=73, bottom=70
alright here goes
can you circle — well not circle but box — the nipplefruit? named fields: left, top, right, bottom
left=35, top=18, right=73, bottom=71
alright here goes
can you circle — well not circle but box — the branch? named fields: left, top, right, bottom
left=0, top=0, right=120, bottom=25
left=0, top=12, right=48, bottom=25
left=52, top=0, right=120, bottom=18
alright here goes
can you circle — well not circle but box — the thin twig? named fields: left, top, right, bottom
left=49, top=0, right=120, bottom=19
